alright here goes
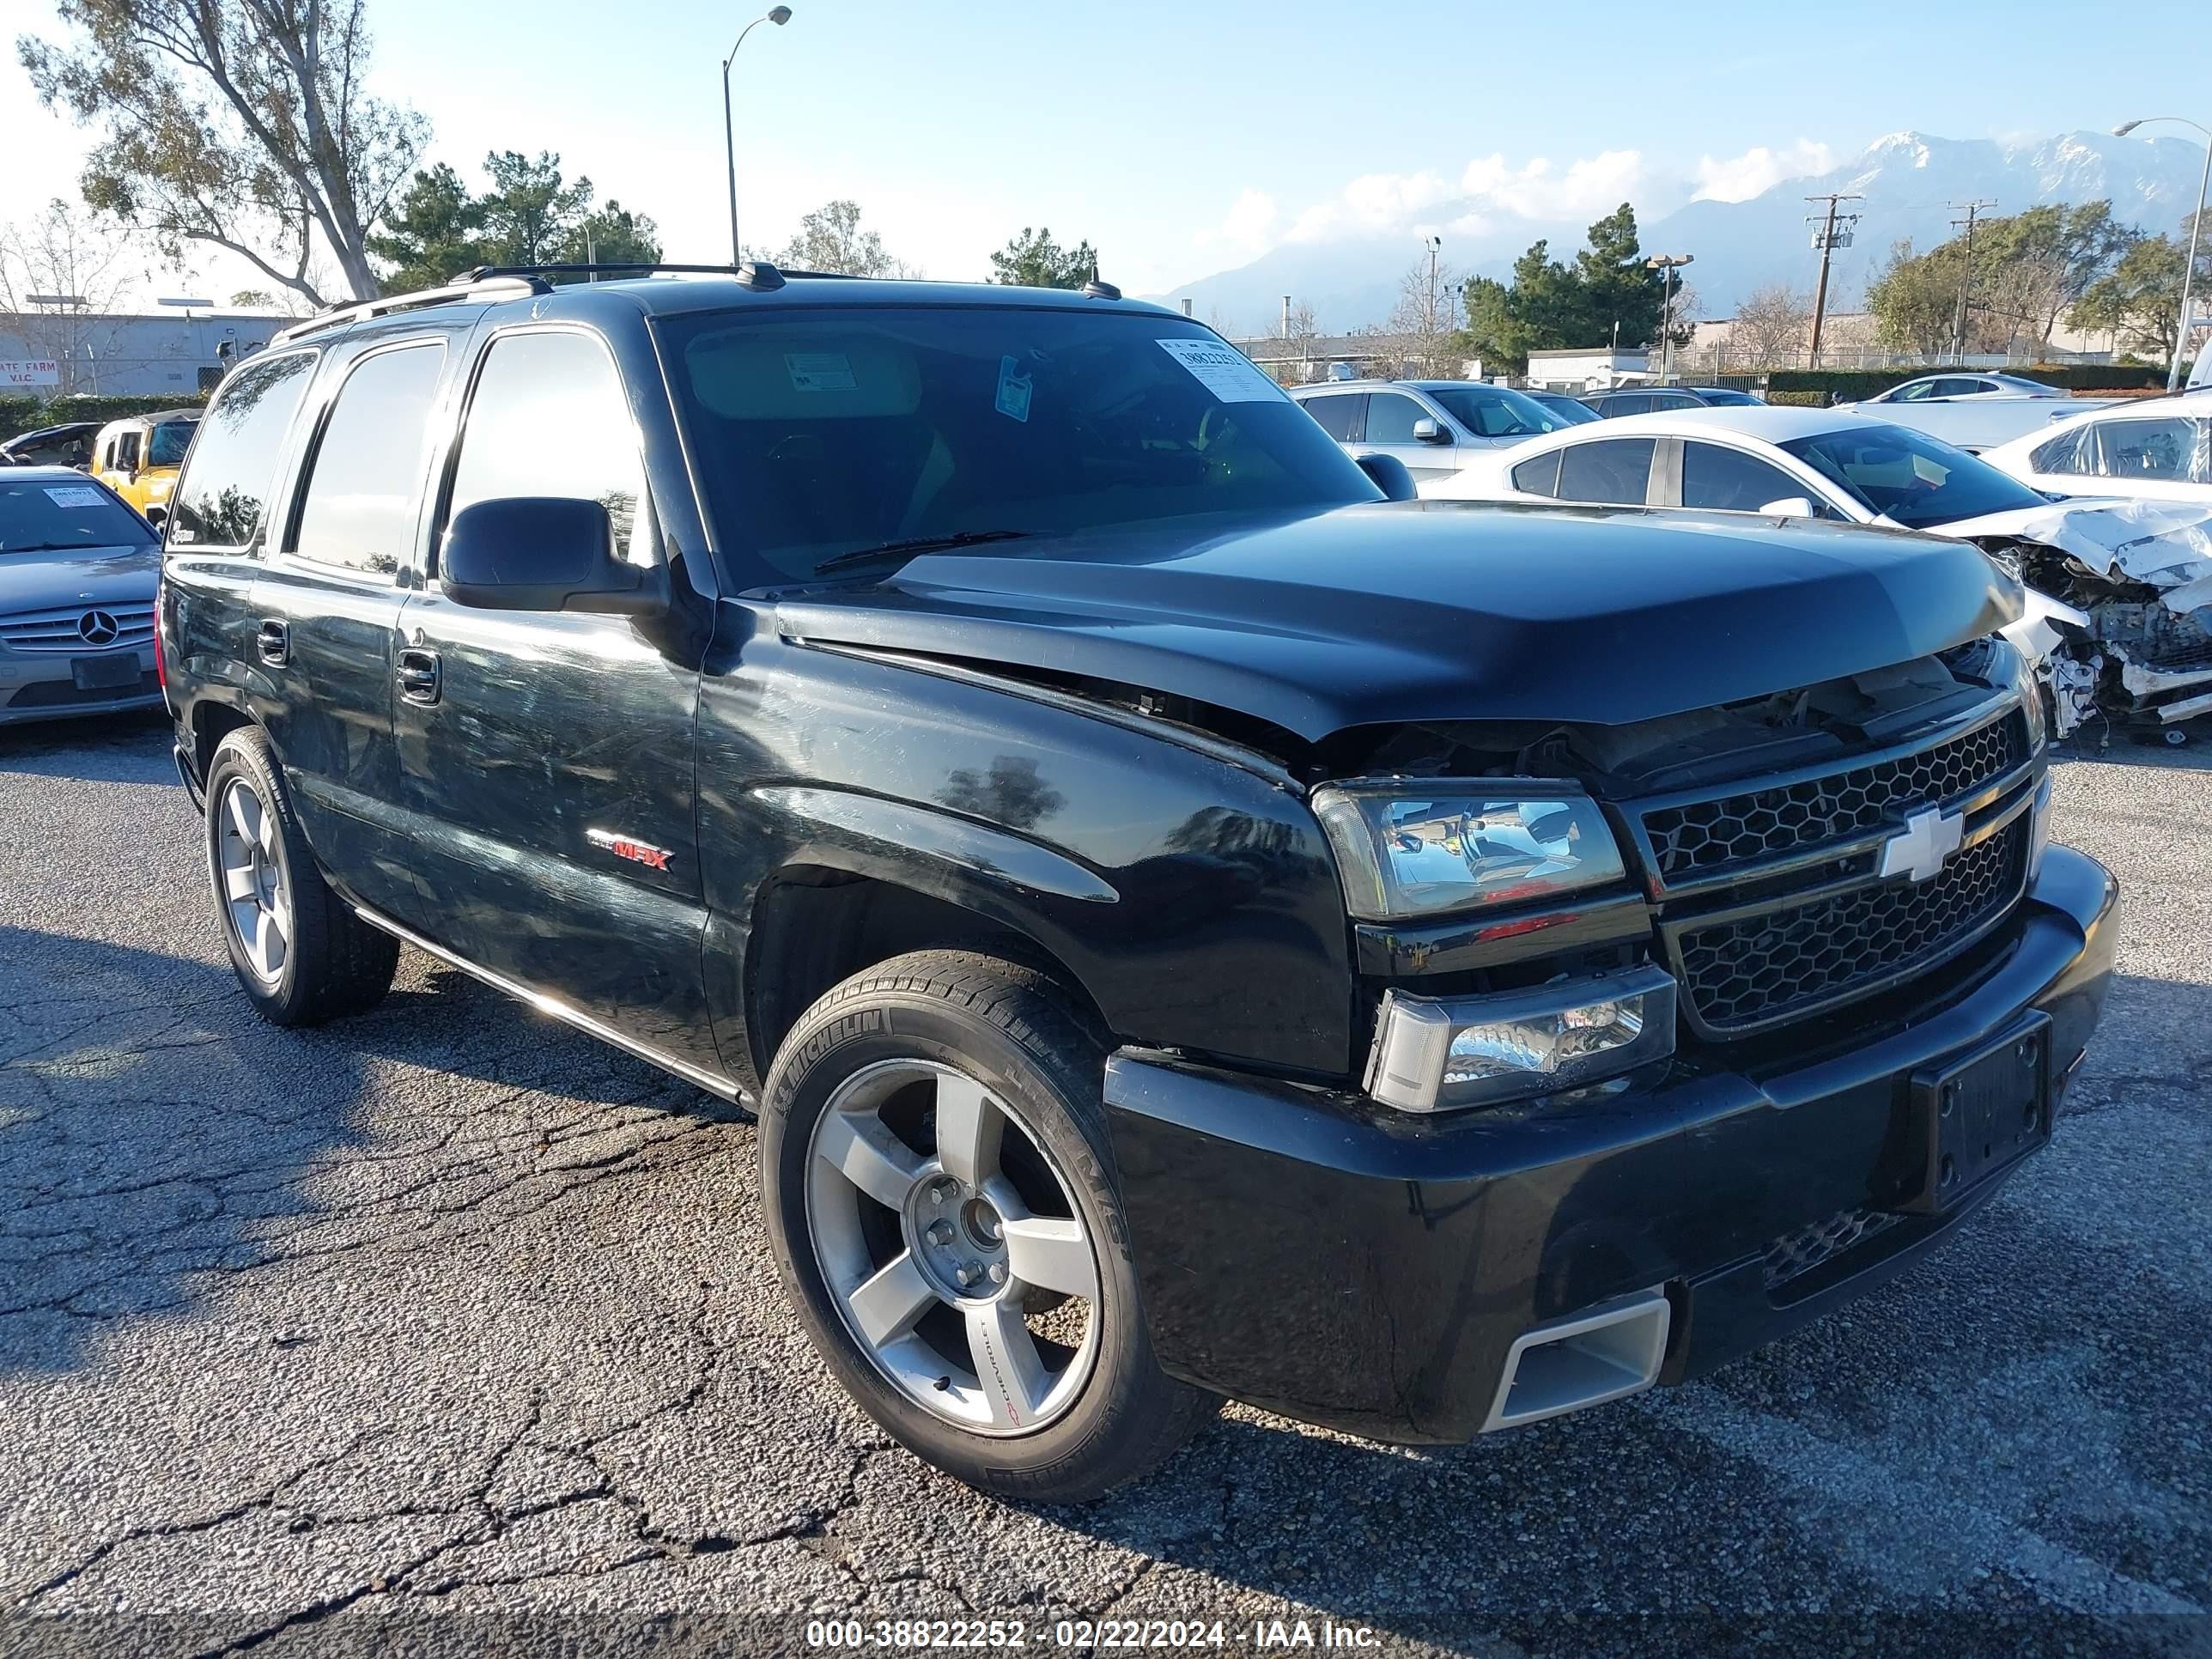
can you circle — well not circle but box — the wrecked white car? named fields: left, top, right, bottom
left=1941, top=500, right=2212, bottom=745
left=1421, top=406, right=2211, bottom=742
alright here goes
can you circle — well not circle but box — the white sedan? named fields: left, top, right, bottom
left=1419, top=405, right=2054, bottom=533
left=1978, top=393, right=2212, bottom=507
left=1836, top=373, right=2097, bottom=453
left=1423, top=406, right=2212, bottom=739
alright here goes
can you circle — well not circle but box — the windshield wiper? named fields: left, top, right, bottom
left=811, top=528, right=1032, bottom=577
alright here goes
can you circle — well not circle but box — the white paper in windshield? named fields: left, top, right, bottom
left=1156, top=337, right=1284, bottom=403
left=783, top=352, right=856, bottom=392
left=42, top=485, right=105, bottom=508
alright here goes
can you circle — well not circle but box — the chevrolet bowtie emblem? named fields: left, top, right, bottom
left=1878, top=805, right=1964, bottom=884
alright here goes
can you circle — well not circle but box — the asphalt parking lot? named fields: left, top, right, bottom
left=3, top=712, right=2208, bottom=1658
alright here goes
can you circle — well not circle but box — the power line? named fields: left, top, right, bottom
left=1948, top=199, right=1998, bottom=364
left=1805, top=193, right=1862, bottom=366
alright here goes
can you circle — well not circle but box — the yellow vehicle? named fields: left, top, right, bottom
left=91, top=409, right=200, bottom=529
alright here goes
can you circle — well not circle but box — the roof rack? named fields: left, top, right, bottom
left=269, top=274, right=550, bottom=347
left=463, top=261, right=861, bottom=287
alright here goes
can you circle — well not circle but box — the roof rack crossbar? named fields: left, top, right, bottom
left=464, top=261, right=862, bottom=283
left=270, top=274, right=550, bottom=346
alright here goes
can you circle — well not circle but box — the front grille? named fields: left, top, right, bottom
left=0, top=602, right=157, bottom=655
left=1643, top=711, right=2027, bottom=883
left=1764, top=1207, right=1905, bottom=1292
left=1674, top=817, right=2028, bottom=1033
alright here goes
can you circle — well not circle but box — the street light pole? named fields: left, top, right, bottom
left=2114, top=116, right=2211, bottom=391
left=1646, top=254, right=1693, bottom=383
left=722, top=6, right=793, bottom=267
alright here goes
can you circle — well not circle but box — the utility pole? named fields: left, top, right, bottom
left=1646, top=253, right=1693, bottom=382
left=1948, top=198, right=1997, bottom=365
left=1804, top=192, right=1862, bottom=368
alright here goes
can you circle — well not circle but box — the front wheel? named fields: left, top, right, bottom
left=760, top=951, right=1214, bottom=1502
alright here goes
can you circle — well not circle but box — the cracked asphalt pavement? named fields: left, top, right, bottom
left=3, top=712, right=2208, bottom=1657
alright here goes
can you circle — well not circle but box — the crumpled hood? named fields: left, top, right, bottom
left=774, top=503, right=2021, bottom=740
left=0, top=544, right=159, bottom=610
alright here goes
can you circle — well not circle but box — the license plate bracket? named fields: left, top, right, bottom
left=1898, top=1012, right=2051, bottom=1215
left=70, top=653, right=141, bottom=691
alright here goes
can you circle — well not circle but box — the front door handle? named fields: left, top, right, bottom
left=397, top=647, right=441, bottom=706
left=256, top=618, right=289, bottom=665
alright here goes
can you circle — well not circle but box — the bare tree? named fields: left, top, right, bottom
left=1383, top=252, right=1462, bottom=377
left=0, top=198, right=142, bottom=395
left=19, top=0, right=428, bottom=307
left=1730, top=281, right=1814, bottom=367
left=778, top=200, right=914, bottom=277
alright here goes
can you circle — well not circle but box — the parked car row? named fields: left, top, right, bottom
left=1, top=409, right=201, bottom=528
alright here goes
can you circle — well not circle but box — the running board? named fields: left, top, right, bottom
left=349, top=903, right=748, bottom=1106
left=1480, top=1289, right=1671, bottom=1432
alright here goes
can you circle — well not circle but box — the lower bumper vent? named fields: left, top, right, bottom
left=1763, top=1207, right=1905, bottom=1292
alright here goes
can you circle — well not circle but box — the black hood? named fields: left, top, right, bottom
left=773, top=503, right=2021, bottom=742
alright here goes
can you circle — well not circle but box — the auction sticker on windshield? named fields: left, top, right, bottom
left=785, top=353, right=857, bottom=392
left=1157, top=337, right=1284, bottom=403
left=43, top=486, right=106, bottom=509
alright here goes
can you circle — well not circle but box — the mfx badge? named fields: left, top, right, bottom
left=586, top=828, right=673, bottom=872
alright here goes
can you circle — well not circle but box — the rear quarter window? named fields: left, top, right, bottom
left=170, top=349, right=320, bottom=550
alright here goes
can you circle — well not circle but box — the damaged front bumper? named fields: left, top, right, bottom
left=1102, top=845, right=2118, bottom=1444
left=1950, top=500, right=2212, bottom=738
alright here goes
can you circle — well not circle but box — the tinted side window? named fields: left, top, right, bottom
left=1607, top=394, right=1655, bottom=417
left=1510, top=449, right=1563, bottom=496
left=115, top=431, right=143, bottom=471
left=290, top=343, right=447, bottom=578
left=2030, top=427, right=2087, bottom=475
left=1364, top=393, right=1425, bottom=445
left=170, top=349, right=319, bottom=550
left=1893, top=380, right=1935, bottom=402
left=1302, top=394, right=1364, bottom=441
left=448, top=330, right=646, bottom=562
left=1930, top=379, right=1982, bottom=398
left=2095, top=418, right=2197, bottom=482
left=1680, top=442, right=1806, bottom=513
left=1556, top=438, right=1656, bottom=506
left=1650, top=392, right=1702, bottom=411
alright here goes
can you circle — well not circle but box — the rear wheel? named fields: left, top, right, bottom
left=761, top=951, right=1213, bottom=1501
left=203, top=727, right=398, bottom=1026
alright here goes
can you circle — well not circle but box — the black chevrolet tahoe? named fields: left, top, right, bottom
left=158, top=266, right=2118, bottom=1501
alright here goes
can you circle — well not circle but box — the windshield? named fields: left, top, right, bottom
left=1530, top=395, right=1599, bottom=425
left=0, top=477, right=153, bottom=552
left=664, top=307, right=1379, bottom=582
left=1779, top=424, right=2046, bottom=529
left=147, top=420, right=198, bottom=468
left=1422, top=384, right=1568, bottom=438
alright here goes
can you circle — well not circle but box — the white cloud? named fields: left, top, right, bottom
left=1196, top=187, right=1279, bottom=254
left=1204, top=149, right=1658, bottom=263
left=1691, top=140, right=1836, bottom=204
left=1460, top=149, right=1650, bottom=219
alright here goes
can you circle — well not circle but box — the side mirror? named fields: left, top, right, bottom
left=1354, top=453, right=1419, bottom=501
left=1411, top=416, right=1450, bottom=444
left=1759, top=496, right=1818, bottom=520
left=440, top=497, right=663, bottom=616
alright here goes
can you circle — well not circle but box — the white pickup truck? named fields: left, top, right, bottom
left=1838, top=372, right=2111, bottom=453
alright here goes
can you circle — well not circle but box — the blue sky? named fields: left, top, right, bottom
left=3, top=0, right=2208, bottom=310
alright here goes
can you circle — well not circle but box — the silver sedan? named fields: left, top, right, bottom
left=0, top=467, right=163, bottom=726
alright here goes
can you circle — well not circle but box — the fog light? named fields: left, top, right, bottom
left=1365, top=964, right=1677, bottom=1114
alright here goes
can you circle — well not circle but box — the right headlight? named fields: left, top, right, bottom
left=1312, top=784, right=1626, bottom=921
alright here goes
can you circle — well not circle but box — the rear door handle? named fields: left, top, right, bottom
left=256, top=619, right=289, bottom=665
left=397, top=646, right=441, bottom=706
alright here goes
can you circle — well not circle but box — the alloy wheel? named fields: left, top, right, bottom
left=216, top=778, right=291, bottom=985
left=805, top=1059, right=1102, bottom=1436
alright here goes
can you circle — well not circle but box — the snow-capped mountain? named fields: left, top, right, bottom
left=1145, top=130, right=2209, bottom=333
